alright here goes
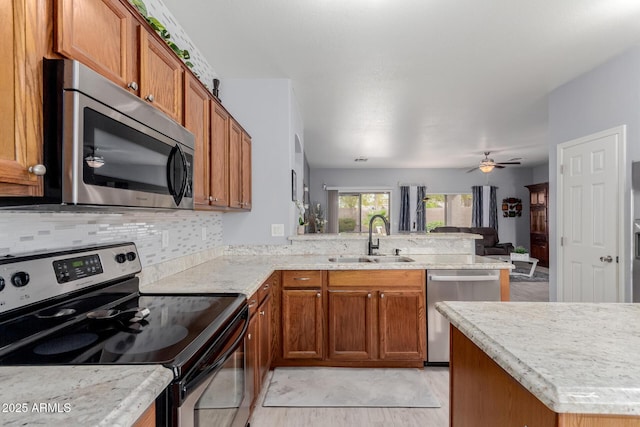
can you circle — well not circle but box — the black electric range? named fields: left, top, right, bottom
left=0, top=242, right=249, bottom=427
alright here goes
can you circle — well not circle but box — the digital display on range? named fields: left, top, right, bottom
left=53, top=255, right=103, bottom=284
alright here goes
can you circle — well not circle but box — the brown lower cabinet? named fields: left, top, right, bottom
left=245, top=273, right=276, bottom=410
left=132, top=402, right=155, bottom=427
left=275, top=270, right=426, bottom=367
left=450, top=327, right=640, bottom=427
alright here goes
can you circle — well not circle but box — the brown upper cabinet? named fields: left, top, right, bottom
left=138, top=29, right=183, bottom=123
left=56, top=0, right=138, bottom=93
left=0, top=0, right=46, bottom=196
left=57, top=0, right=184, bottom=123
left=184, top=74, right=210, bottom=207
left=208, top=100, right=230, bottom=208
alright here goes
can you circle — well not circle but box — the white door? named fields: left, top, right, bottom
left=557, top=126, right=625, bottom=302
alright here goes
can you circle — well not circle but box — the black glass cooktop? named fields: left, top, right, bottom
left=0, top=284, right=245, bottom=368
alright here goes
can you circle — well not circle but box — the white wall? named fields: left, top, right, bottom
left=548, top=45, right=640, bottom=302
left=310, top=167, right=535, bottom=249
left=532, top=163, right=549, bottom=184
left=220, top=79, right=304, bottom=244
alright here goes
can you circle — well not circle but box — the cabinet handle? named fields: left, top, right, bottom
left=380, top=293, right=385, bottom=299
left=263, top=284, right=270, bottom=290
left=248, top=299, right=257, bottom=307
left=213, top=197, right=219, bottom=202
left=316, top=292, right=321, bottom=298
left=247, top=333, right=252, bottom=340
left=127, top=81, right=139, bottom=91
left=28, top=164, right=47, bottom=176
left=145, top=94, right=155, bottom=102
left=259, top=310, right=265, bottom=316
left=367, top=293, right=372, bottom=298
left=208, top=196, right=213, bottom=201
left=293, top=277, right=310, bottom=281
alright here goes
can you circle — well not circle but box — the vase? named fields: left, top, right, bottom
left=297, top=225, right=305, bottom=235
left=510, top=252, right=529, bottom=261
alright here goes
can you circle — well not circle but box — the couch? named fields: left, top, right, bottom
left=430, top=226, right=514, bottom=256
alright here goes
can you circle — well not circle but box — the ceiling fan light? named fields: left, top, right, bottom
left=479, top=164, right=495, bottom=173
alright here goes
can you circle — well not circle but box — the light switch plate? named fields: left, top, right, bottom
left=271, top=224, right=284, bottom=237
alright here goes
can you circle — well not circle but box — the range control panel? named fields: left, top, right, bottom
left=53, top=254, right=104, bottom=284
left=0, top=242, right=141, bottom=315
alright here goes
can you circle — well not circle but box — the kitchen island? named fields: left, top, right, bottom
left=436, top=301, right=640, bottom=426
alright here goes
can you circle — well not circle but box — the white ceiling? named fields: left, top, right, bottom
left=163, top=0, right=640, bottom=170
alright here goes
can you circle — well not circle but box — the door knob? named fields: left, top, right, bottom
left=599, top=255, right=613, bottom=263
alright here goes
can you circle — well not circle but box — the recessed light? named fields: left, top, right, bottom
left=354, top=157, right=368, bottom=162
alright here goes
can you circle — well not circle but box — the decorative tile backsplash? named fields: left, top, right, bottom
left=0, top=210, right=223, bottom=268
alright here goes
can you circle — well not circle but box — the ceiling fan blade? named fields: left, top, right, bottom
left=494, top=165, right=506, bottom=169
left=496, top=161, right=521, bottom=165
left=466, top=167, right=479, bottom=173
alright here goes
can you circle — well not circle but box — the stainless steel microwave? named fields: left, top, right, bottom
left=3, top=59, right=194, bottom=210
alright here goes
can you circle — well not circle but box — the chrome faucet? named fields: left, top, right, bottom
left=368, top=214, right=390, bottom=255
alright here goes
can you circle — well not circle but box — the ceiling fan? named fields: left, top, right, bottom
left=466, top=152, right=521, bottom=173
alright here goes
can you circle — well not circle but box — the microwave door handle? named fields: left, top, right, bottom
left=166, top=144, right=188, bottom=206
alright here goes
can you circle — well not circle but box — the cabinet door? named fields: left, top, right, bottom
left=228, top=119, right=242, bottom=209
left=210, top=100, right=229, bottom=207
left=282, top=289, right=323, bottom=359
left=139, top=29, right=183, bottom=123
left=0, top=0, right=43, bottom=196
left=56, top=0, right=137, bottom=91
left=245, top=313, right=259, bottom=406
left=378, top=290, right=426, bottom=361
left=184, top=75, right=210, bottom=207
left=240, top=132, right=252, bottom=210
left=328, top=290, right=375, bottom=360
left=257, top=294, right=272, bottom=386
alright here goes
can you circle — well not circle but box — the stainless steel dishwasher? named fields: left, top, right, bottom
left=426, top=269, right=501, bottom=364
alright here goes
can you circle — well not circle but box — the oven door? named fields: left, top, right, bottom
left=176, top=307, right=250, bottom=427
left=63, top=90, right=193, bottom=209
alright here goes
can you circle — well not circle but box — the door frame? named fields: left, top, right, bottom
left=556, top=125, right=627, bottom=302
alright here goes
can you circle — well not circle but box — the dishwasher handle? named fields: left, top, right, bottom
left=428, top=274, right=500, bottom=282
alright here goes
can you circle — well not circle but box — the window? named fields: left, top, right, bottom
left=425, top=194, right=472, bottom=231
left=338, top=192, right=390, bottom=233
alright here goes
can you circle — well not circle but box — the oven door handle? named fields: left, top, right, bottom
left=179, top=310, right=249, bottom=402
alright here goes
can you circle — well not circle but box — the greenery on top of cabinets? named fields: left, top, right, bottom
left=129, top=0, right=196, bottom=73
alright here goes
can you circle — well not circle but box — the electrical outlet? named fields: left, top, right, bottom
left=161, top=230, right=169, bottom=248
left=271, top=224, right=284, bottom=237
left=201, top=227, right=207, bottom=241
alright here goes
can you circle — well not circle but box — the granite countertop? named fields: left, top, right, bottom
left=0, top=365, right=173, bottom=426
left=141, top=254, right=511, bottom=296
left=436, top=301, right=640, bottom=415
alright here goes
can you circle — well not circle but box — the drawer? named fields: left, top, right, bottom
left=247, top=291, right=260, bottom=318
left=258, top=272, right=277, bottom=302
left=282, top=270, right=323, bottom=288
left=328, top=270, right=424, bottom=288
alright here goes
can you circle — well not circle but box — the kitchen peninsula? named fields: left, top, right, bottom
left=437, top=301, right=640, bottom=426
left=0, top=233, right=510, bottom=425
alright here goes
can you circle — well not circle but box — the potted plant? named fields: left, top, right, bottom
left=510, top=246, right=529, bottom=261
left=295, top=200, right=307, bottom=234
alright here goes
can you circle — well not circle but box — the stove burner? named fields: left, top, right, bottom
left=104, top=325, right=188, bottom=355
left=182, top=300, right=212, bottom=313
left=33, top=333, right=99, bottom=356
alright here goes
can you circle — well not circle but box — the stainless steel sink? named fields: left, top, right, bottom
left=369, top=256, right=414, bottom=263
left=328, top=256, right=414, bottom=263
left=327, top=257, right=373, bottom=263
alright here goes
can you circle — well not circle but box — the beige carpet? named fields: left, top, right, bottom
left=263, top=367, right=440, bottom=408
